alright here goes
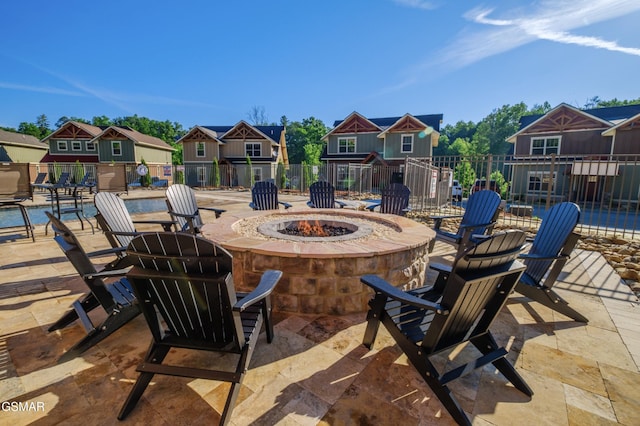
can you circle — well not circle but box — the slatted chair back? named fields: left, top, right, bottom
left=33, top=172, right=48, bottom=185
left=251, top=180, right=280, bottom=210
left=0, top=163, right=32, bottom=200
left=166, top=183, right=203, bottom=231
left=458, top=189, right=501, bottom=237
left=95, top=192, right=137, bottom=248
left=55, top=171, right=71, bottom=186
left=379, top=183, right=410, bottom=215
left=523, top=202, right=580, bottom=285
left=308, top=180, right=339, bottom=208
left=423, top=230, right=526, bottom=353
left=126, top=232, right=239, bottom=347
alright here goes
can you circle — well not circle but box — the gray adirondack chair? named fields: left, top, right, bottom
left=166, top=184, right=226, bottom=233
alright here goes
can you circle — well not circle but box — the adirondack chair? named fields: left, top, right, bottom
left=514, top=202, right=587, bottom=322
left=0, top=163, right=35, bottom=241
left=45, top=212, right=139, bottom=363
left=117, top=232, right=282, bottom=424
left=361, top=229, right=531, bottom=426
left=94, top=192, right=175, bottom=253
left=365, top=183, right=411, bottom=216
left=307, top=181, right=347, bottom=208
left=428, top=189, right=502, bottom=253
left=250, top=180, right=292, bottom=210
left=165, top=184, right=226, bottom=234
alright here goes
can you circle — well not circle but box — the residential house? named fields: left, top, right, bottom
left=507, top=103, right=640, bottom=204
left=0, top=129, right=48, bottom=163
left=320, top=112, right=442, bottom=188
left=177, top=121, right=286, bottom=187
left=40, top=121, right=103, bottom=166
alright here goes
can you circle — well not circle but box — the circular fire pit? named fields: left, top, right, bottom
left=201, top=209, right=434, bottom=315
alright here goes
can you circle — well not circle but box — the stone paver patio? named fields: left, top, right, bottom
left=0, top=190, right=639, bottom=425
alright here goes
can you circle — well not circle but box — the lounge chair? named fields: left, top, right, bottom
left=165, top=184, right=226, bottom=233
left=45, top=212, right=139, bottom=363
left=117, top=232, right=282, bottom=424
left=428, top=189, right=502, bottom=253
left=514, top=202, right=587, bottom=322
left=249, top=180, right=292, bottom=210
left=307, top=181, right=347, bottom=208
left=365, top=183, right=411, bottom=216
left=360, top=229, right=531, bottom=425
left=94, top=191, right=175, bottom=252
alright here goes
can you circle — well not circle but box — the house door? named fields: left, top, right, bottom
left=584, top=175, right=600, bottom=201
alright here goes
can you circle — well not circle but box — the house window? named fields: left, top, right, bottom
left=196, top=142, right=205, bottom=157
left=338, top=137, right=356, bottom=154
left=71, top=141, right=82, bottom=151
left=531, top=137, right=560, bottom=155
left=401, top=134, right=414, bottom=153
left=112, top=141, right=122, bottom=156
left=527, top=171, right=556, bottom=192
left=57, top=141, right=68, bottom=151
left=245, top=142, right=261, bottom=157
left=86, top=141, right=96, bottom=151
left=252, top=167, right=262, bottom=182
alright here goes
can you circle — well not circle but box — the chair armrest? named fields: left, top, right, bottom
left=429, top=214, right=464, bottom=220
left=132, top=219, right=177, bottom=231
left=428, top=262, right=453, bottom=274
left=335, top=200, right=347, bottom=208
left=458, top=221, right=495, bottom=231
left=519, top=253, right=567, bottom=261
left=233, top=270, right=283, bottom=312
left=360, top=274, right=448, bottom=314
left=249, top=202, right=257, bottom=210
left=199, top=206, right=226, bottom=218
left=279, top=201, right=292, bottom=209
left=86, top=246, right=127, bottom=259
left=365, top=200, right=381, bottom=212
left=84, top=268, right=130, bottom=280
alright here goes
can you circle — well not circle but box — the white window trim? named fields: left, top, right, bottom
left=71, top=141, right=82, bottom=151
left=196, top=142, right=205, bottom=157
left=527, top=171, right=557, bottom=193
left=401, top=134, right=414, bottom=153
left=57, top=141, right=68, bottom=151
left=337, top=137, right=357, bottom=154
left=85, top=141, right=96, bottom=151
left=530, top=136, right=561, bottom=155
left=245, top=142, right=261, bottom=157
left=112, top=141, right=122, bottom=156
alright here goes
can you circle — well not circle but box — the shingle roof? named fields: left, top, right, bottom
left=333, top=114, right=443, bottom=132
left=0, top=129, right=48, bottom=149
left=519, top=104, right=640, bottom=129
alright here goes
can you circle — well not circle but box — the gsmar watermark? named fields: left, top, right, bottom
left=1, top=401, right=46, bottom=412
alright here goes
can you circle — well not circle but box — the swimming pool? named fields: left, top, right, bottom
left=0, top=198, right=169, bottom=228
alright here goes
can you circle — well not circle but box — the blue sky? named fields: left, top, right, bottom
left=1, top=0, right=639, bottom=131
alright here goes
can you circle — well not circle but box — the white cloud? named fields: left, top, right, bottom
left=0, top=82, right=85, bottom=97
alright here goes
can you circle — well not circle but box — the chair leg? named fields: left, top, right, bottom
left=516, top=283, right=588, bottom=323
left=57, top=304, right=140, bottom=363
left=48, top=293, right=100, bottom=332
left=118, top=344, right=171, bottom=420
left=471, top=333, right=533, bottom=396
left=219, top=381, right=242, bottom=426
left=362, top=300, right=384, bottom=349
left=263, top=300, right=274, bottom=343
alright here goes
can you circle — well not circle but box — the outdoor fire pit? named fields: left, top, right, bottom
left=201, top=209, right=434, bottom=315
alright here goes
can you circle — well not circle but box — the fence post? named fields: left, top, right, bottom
left=547, top=154, right=556, bottom=210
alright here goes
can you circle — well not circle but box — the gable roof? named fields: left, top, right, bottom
left=201, top=121, right=283, bottom=145
left=0, top=129, right=48, bottom=149
left=602, top=112, right=640, bottom=136
left=42, top=120, right=105, bottom=142
left=324, top=112, right=443, bottom=141
left=176, top=126, right=224, bottom=144
left=507, top=103, right=617, bottom=143
left=93, top=126, right=174, bottom=151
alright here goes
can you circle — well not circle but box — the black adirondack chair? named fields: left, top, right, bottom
left=117, top=232, right=282, bottom=424
left=165, top=184, right=226, bottom=233
left=428, top=189, right=502, bottom=253
left=249, top=180, right=292, bottom=210
left=94, top=191, right=175, bottom=252
left=361, top=229, right=531, bottom=426
left=45, top=212, right=139, bottom=363
left=307, top=181, right=347, bottom=208
left=365, top=183, right=411, bottom=216
left=514, top=202, right=587, bottom=322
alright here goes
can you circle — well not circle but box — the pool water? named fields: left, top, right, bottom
left=0, top=198, right=169, bottom=228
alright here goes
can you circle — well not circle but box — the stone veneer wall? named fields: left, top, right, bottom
left=229, top=245, right=429, bottom=315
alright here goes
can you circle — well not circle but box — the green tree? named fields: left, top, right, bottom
left=435, top=121, right=477, bottom=156
left=55, top=116, right=90, bottom=128
left=490, top=170, right=509, bottom=199
left=472, top=103, right=528, bottom=156
left=454, top=161, right=476, bottom=196
left=212, top=157, right=220, bottom=187
left=246, top=155, right=254, bottom=187
left=285, top=117, right=329, bottom=164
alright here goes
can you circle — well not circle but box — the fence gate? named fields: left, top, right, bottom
left=404, top=157, right=447, bottom=211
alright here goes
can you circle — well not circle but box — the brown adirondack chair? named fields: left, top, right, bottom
left=360, top=229, right=531, bottom=426
left=365, top=183, right=411, bottom=216
left=515, top=202, right=587, bottom=322
left=165, top=183, right=226, bottom=233
left=0, top=163, right=35, bottom=241
left=250, top=180, right=292, bottom=210
left=117, top=232, right=282, bottom=424
left=307, top=181, right=347, bottom=208
left=94, top=191, right=175, bottom=252
left=428, top=189, right=502, bottom=253
left=45, top=212, right=139, bottom=363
